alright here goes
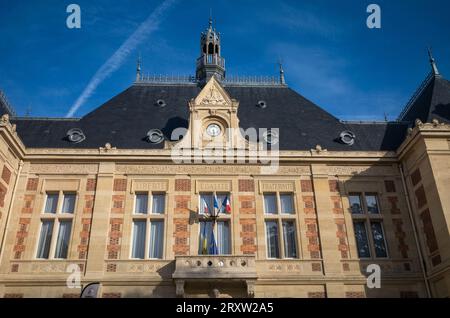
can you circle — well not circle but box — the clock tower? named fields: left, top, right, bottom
left=196, top=17, right=226, bottom=84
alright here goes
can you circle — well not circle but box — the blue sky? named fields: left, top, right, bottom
left=0, top=0, right=449, bottom=120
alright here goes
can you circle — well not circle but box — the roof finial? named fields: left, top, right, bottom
left=428, top=47, right=440, bottom=76
left=136, top=53, right=141, bottom=82
left=278, top=61, right=286, bottom=85
left=209, top=8, right=213, bottom=30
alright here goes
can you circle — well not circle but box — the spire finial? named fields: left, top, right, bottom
left=278, top=61, right=286, bottom=85
left=136, top=53, right=141, bottom=82
left=209, top=9, right=213, bottom=29
left=428, top=47, right=440, bottom=76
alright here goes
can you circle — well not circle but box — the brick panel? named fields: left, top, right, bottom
left=335, top=219, right=349, bottom=259
left=106, top=263, right=117, bottom=272
left=78, top=218, right=92, bottom=259
left=0, top=183, right=6, bottom=208
left=238, top=180, right=255, bottom=192
left=21, top=194, right=35, bottom=214
left=393, top=219, right=409, bottom=258
left=107, top=218, right=123, bottom=259
left=388, top=196, right=401, bottom=214
left=240, top=218, right=257, bottom=254
left=239, top=195, right=255, bottom=214
left=308, top=292, right=326, bottom=298
left=86, top=178, right=97, bottom=191
left=175, top=179, right=191, bottom=191
left=26, top=178, right=39, bottom=191
left=1, top=166, right=11, bottom=184
left=345, top=292, right=365, bottom=298
left=328, top=180, right=339, bottom=193
left=414, top=186, right=427, bottom=209
left=311, top=263, right=322, bottom=272
left=174, top=195, right=190, bottom=215
left=111, top=195, right=125, bottom=214
left=411, top=169, right=422, bottom=186
left=420, top=209, right=439, bottom=254
left=302, top=196, right=316, bottom=214
left=331, top=196, right=343, bottom=214
left=3, top=293, right=23, bottom=298
left=300, top=180, right=313, bottom=192
left=384, top=180, right=396, bottom=193
left=84, top=195, right=95, bottom=214
left=13, top=218, right=31, bottom=260
left=173, top=218, right=189, bottom=255
left=113, top=179, right=127, bottom=192
left=305, top=218, right=321, bottom=259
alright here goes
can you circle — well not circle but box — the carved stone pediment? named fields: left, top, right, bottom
left=194, top=76, right=232, bottom=107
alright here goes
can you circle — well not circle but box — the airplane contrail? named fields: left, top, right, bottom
left=66, top=0, right=177, bottom=117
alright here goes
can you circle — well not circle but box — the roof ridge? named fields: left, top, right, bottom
left=12, top=116, right=80, bottom=121
left=397, top=72, right=434, bottom=121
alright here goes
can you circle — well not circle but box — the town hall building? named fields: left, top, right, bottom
left=0, top=19, right=449, bottom=298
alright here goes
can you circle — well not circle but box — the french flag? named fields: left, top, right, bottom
left=222, top=196, right=231, bottom=214
left=203, top=198, right=210, bottom=215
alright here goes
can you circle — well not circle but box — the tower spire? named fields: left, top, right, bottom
left=136, top=53, right=141, bottom=82
left=196, top=15, right=226, bottom=84
left=209, top=8, right=213, bottom=29
left=428, top=47, right=440, bottom=77
left=278, top=61, right=286, bottom=85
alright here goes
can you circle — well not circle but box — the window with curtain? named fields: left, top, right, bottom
left=61, top=193, right=76, bottom=214
left=349, top=194, right=363, bottom=214
left=371, top=222, right=388, bottom=257
left=44, top=193, right=59, bottom=214
left=200, top=193, right=213, bottom=215
left=37, top=192, right=77, bottom=259
left=198, top=221, right=230, bottom=255
left=365, top=194, right=379, bottom=214
left=54, top=220, right=72, bottom=258
left=280, top=194, right=294, bottom=214
left=282, top=221, right=297, bottom=258
left=149, top=221, right=164, bottom=258
left=216, top=193, right=228, bottom=214
left=265, top=221, right=280, bottom=258
left=152, top=194, right=165, bottom=214
left=131, top=221, right=146, bottom=259
left=36, top=220, right=54, bottom=259
left=135, top=193, right=148, bottom=214
left=353, top=221, right=371, bottom=258
left=217, top=221, right=230, bottom=254
left=264, top=194, right=277, bottom=215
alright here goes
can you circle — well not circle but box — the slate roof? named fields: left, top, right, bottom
left=399, top=75, right=450, bottom=124
left=10, top=83, right=414, bottom=151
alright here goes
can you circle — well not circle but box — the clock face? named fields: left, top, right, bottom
left=206, top=124, right=221, bottom=137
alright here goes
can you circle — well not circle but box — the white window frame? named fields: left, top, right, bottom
left=263, top=192, right=299, bottom=259
left=133, top=192, right=166, bottom=215
left=130, top=192, right=166, bottom=260
left=36, top=191, right=77, bottom=260
left=350, top=192, right=389, bottom=259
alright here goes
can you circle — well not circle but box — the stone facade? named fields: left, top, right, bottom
left=0, top=77, right=449, bottom=299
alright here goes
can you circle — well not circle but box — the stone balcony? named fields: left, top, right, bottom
left=172, top=255, right=257, bottom=297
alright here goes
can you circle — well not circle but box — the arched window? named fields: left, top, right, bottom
left=208, top=43, right=214, bottom=54
left=215, top=45, right=219, bottom=55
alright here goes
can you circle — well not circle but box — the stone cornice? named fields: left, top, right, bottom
left=397, top=119, right=450, bottom=160
left=0, top=114, right=26, bottom=160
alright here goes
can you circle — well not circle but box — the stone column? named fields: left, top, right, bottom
left=84, top=162, right=115, bottom=278
left=311, top=164, right=346, bottom=297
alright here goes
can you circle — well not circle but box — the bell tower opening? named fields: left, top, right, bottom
left=196, top=17, right=226, bottom=84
